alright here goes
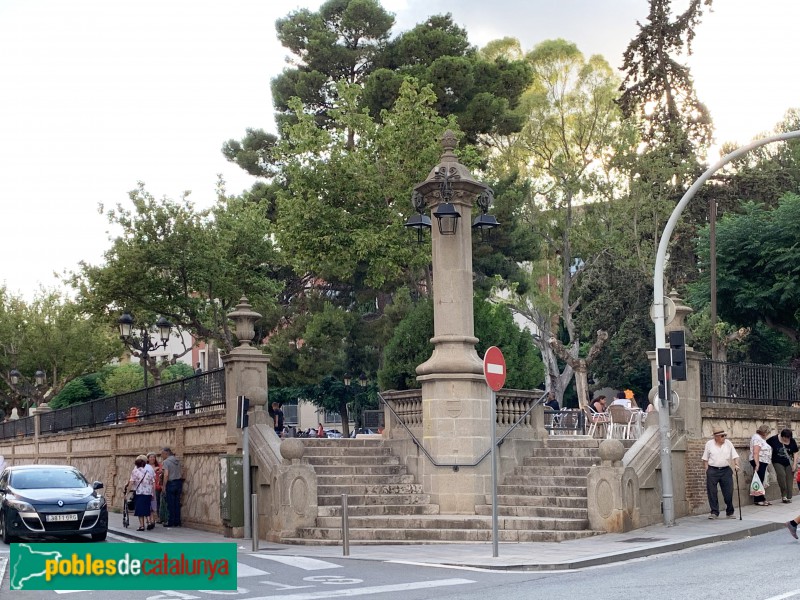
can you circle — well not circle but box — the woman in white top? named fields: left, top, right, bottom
left=750, top=424, right=773, bottom=506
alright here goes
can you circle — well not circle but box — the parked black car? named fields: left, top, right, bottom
left=0, top=464, right=108, bottom=543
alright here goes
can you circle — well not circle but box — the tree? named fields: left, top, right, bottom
left=101, top=364, right=144, bottom=397
left=0, top=287, right=120, bottom=416
left=617, top=0, right=714, bottom=287
left=271, top=0, right=394, bottom=137
left=693, top=194, right=800, bottom=350
left=488, top=39, right=626, bottom=407
left=72, top=182, right=286, bottom=366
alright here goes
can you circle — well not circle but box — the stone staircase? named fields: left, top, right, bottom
left=284, top=436, right=612, bottom=545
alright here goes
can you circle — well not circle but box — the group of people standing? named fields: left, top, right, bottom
left=126, top=447, right=184, bottom=531
left=703, top=424, right=799, bottom=519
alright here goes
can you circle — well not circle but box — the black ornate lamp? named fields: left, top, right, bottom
left=431, top=167, right=460, bottom=235
left=404, top=191, right=432, bottom=243
left=472, top=188, right=499, bottom=241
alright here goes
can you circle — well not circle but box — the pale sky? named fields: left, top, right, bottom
left=1, top=0, right=798, bottom=298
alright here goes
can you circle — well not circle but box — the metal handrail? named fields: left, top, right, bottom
left=379, top=390, right=546, bottom=471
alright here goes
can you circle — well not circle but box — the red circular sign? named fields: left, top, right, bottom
left=483, top=346, right=506, bottom=391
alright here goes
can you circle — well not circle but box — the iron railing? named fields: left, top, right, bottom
left=700, top=359, right=800, bottom=406
left=0, top=368, right=225, bottom=440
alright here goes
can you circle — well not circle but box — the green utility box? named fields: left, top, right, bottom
left=219, top=454, right=244, bottom=527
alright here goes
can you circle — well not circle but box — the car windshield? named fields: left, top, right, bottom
left=10, top=469, right=88, bottom=489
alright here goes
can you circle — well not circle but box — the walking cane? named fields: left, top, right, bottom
left=735, top=468, right=743, bottom=520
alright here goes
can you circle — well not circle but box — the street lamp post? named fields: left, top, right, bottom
left=8, top=368, right=48, bottom=413
left=403, top=130, right=501, bottom=513
left=652, top=129, right=800, bottom=527
left=117, top=313, right=173, bottom=391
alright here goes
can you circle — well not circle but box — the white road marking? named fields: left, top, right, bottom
left=236, top=563, right=271, bottom=578
left=249, top=555, right=342, bottom=571
left=487, top=363, right=504, bottom=374
left=764, top=591, right=800, bottom=600
left=0, top=557, right=7, bottom=589
left=240, top=577, right=474, bottom=600
left=54, top=591, right=89, bottom=595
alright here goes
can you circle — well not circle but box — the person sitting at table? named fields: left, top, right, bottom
left=610, top=391, right=632, bottom=409
left=591, top=395, right=607, bottom=413
left=544, top=393, right=560, bottom=412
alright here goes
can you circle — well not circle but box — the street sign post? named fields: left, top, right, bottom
left=483, top=346, right=505, bottom=558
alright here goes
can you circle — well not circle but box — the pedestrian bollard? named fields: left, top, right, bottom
left=251, top=493, right=258, bottom=552
left=341, top=493, right=349, bottom=556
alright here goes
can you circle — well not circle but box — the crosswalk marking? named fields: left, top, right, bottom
left=237, top=562, right=271, bottom=578
left=249, top=555, right=342, bottom=571
left=239, top=578, right=475, bottom=600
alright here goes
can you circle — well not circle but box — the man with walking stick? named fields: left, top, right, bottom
left=702, top=428, right=740, bottom=519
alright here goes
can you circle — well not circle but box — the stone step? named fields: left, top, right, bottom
left=302, top=439, right=385, bottom=448
left=513, top=465, right=592, bottom=477
left=318, top=483, right=422, bottom=495
left=496, top=484, right=587, bottom=497
left=474, top=504, right=587, bottom=518
left=523, top=456, right=598, bottom=468
left=318, top=493, right=431, bottom=506
left=542, top=438, right=601, bottom=449
left=529, top=447, right=600, bottom=458
left=491, top=494, right=587, bottom=508
left=316, top=474, right=416, bottom=485
left=300, top=446, right=392, bottom=456
left=504, top=475, right=588, bottom=487
left=304, top=455, right=401, bottom=466
left=311, top=465, right=408, bottom=476
left=318, top=504, right=440, bottom=517
left=313, top=515, right=588, bottom=531
left=289, top=527, right=600, bottom=543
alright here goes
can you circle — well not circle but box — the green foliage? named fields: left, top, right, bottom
left=378, top=296, right=543, bottom=391
left=692, top=194, right=800, bottom=351
left=49, top=379, right=92, bottom=409
left=72, top=182, right=285, bottom=353
left=161, top=363, right=195, bottom=382
left=101, top=364, right=144, bottom=396
left=0, top=287, right=120, bottom=416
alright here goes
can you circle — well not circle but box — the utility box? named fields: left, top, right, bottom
left=219, top=454, right=244, bottom=527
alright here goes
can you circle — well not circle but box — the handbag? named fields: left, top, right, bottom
left=126, top=474, right=143, bottom=510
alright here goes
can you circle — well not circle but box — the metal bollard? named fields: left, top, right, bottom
left=341, top=493, right=349, bottom=556
left=251, top=493, right=258, bottom=552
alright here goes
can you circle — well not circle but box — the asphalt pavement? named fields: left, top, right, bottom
left=107, top=500, right=798, bottom=571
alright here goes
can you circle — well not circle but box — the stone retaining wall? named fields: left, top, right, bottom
left=0, top=412, right=229, bottom=533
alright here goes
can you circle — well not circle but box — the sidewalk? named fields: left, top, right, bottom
left=107, top=502, right=795, bottom=571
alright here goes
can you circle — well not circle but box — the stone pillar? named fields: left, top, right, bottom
left=264, top=438, right=317, bottom=542
left=414, top=131, right=493, bottom=513
left=587, top=440, right=640, bottom=532
left=223, top=297, right=270, bottom=449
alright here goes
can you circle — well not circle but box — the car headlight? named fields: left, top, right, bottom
left=6, top=498, right=35, bottom=512
left=86, top=497, right=105, bottom=510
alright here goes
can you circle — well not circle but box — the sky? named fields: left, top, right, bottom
left=1, top=0, right=798, bottom=299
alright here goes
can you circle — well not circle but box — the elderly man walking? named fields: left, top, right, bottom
left=702, top=428, right=740, bottom=519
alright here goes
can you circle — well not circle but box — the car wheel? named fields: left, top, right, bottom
left=0, top=511, right=15, bottom=544
left=91, top=530, right=108, bottom=542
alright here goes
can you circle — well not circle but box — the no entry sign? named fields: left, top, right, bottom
left=483, top=346, right=506, bottom=391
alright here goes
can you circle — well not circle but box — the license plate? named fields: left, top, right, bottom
left=46, top=513, right=78, bottom=522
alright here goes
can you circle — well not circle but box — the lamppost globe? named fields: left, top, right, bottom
left=118, top=312, right=134, bottom=339
left=34, top=370, right=45, bottom=387
left=358, top=373, right=367, bottom=388
left=156, top=316, right=173, bottom=343
left=343, top=373, right=352, bottom=387
left=9, top=369, right=21, bottom=386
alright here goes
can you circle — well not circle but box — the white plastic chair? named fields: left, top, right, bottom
left=583, top=405, right=610, bottom=438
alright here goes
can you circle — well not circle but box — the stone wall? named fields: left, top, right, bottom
left=0, top=412, right=229, bottom=533
left=689, top=402, right=800, bottom=513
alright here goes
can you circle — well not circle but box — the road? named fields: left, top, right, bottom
left=2, top=529, right=800, bottom=600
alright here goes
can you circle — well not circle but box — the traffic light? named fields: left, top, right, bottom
left=669, top=330, right=687, bottom=381
left=658, top=366, right=666, bottom=403
left=236, top=395, right=250, bottom=429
